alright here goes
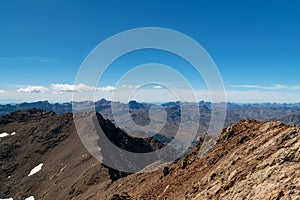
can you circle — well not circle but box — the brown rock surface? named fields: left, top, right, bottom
left=0, top=109, right=162, bottom=200
left=94, top=120, right=300, bottom=200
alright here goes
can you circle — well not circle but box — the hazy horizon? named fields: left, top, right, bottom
left=1, top=98, right=300, bottom=106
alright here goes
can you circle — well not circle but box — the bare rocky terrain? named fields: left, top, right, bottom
left=0, top=109, right=162, bottom=200
left=95, top=120, right=300, bottom=200
left=0, top=109, right=299, bottom=199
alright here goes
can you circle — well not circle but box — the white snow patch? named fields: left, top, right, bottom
left=10, top=132, right=16, bottom=136
left=7, top=176, right=11, bottom=179
left=28, top=163, right=43, bottom=176
left=0, top=198, right=13, bottom=200
left=0, top=132, right=10, bottom=138
left=25, top=196, right=34, bottom=200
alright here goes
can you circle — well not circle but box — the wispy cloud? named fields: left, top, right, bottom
left=51, top=84, right=117, bottom=93
left=3, top=82, right=300, bottom=103
left=120, top=84, right=141, bottom=89
left=2, top=86, right=300, bottom=103
left=0, top=57, right=50, bottom=62
left=51, top=84, right=82, bottom=93
left=230, top=84, right=292, bottom=90
left=119, top=84, right=164, bottom=89
left=98, top=85, right=117, bottom=92
left=0, top=89, right=7, bottom=94
left=17, top=86, right=48, bottom=93
left=151, top=85, right=164, bottom=89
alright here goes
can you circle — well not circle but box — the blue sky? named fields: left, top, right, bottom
left=0, top=0, right=300, bottom=103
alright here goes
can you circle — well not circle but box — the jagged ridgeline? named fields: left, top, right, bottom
left=1, top=100, right=300, bottom=127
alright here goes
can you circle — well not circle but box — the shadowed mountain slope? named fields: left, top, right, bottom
left=0, top=109, right=162, bottom=200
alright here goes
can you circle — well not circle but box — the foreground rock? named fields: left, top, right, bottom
left=0, top=109, right=162, bottom=200
left=94, top=120, right=300, bottom=200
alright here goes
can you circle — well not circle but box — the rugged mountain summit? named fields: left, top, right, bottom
left=0, top=109, right=299, bottom=200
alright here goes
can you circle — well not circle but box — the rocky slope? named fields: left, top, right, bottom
left=0, top=109, right=162, bottom=200
left=99, top=120, right=300, bottom=200
left=0, top=109, right=299, bottom=200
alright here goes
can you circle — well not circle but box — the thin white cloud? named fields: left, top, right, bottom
left=119, top=84, right=164, bottom=89
left=151, top=85, right=164, bottom=89
left=51, top=83, right=93, bottom=93
left=0, top=89, right=7, bottom=94
left=120, top=84, right=141, bottom=89
left=2, top=82, right=300, bottom=103
left=230, top=84, right=287, bottom=90
left=51, top=83, right=117, bottom=93
left=51, top=84, right=79, bottom=92
left=97, top=85, right=117, bottom=92
left=1, top=87, right=300, bottom=103
left=17, top=86, right=48, bottom=93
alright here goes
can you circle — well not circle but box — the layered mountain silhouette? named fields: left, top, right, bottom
left=0, top=108, right=299, bottom=199
left=1, top=99, right=300, bottom=126
left=1, top=99, right=300, bottom=144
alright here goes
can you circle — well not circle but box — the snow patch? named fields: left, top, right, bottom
left=25, top=196, right=34, bottom=200
left=0, top=132, right=10, bottom=138
left=0, top=131, right=16, bottom=137
left=0, top=198, right=13, bottom=200
left=28, top=163, right=43, bottom=176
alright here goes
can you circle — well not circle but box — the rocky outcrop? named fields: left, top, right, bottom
left=91, top=120, right=300, bottom=200
left=186, top=120, right=300, bottom=199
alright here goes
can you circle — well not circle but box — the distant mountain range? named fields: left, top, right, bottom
left=1, top=99, right=300, bottom=150
left=1, top=99, right=300, bottom=129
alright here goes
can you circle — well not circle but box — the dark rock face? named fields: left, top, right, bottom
left=96, top=112, right=161, bottom=153
left=0, top=109, right=76, bottom=199
left=0, top=109, right=163, bottom=200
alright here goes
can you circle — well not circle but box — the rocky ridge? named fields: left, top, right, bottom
left=94, top=120, right=300, bottom=200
